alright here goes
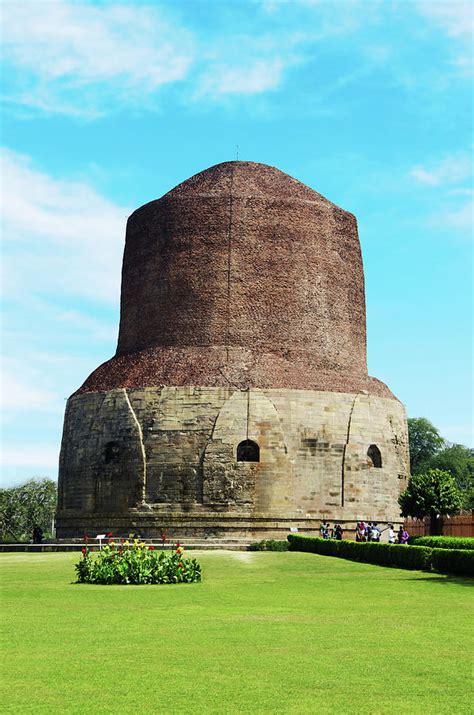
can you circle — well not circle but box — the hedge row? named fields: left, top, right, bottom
left=431, top=548, right=474, bottom=577
left=409, top=536, right=474, bottom=551
left=287, top=534, right=474, bottom=576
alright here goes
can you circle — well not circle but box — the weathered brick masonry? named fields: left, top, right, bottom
left=57, top=162, right=409, bottom=538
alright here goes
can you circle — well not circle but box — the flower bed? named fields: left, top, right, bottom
left=75, top=538, right=202, bottom=585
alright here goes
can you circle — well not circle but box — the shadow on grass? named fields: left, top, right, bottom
left=405, top=574, right=473, bottom=587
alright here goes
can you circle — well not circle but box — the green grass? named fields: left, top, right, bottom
left=1, top=551, right=472, bottom=714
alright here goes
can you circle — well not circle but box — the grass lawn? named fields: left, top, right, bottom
left=1, top=551, right=472, bottom=714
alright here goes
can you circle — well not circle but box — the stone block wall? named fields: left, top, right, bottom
left=57, top=386, right=409, bottom=538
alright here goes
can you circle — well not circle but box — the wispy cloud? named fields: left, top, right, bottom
left=0, top=148, right=133, bottom=484
left=409, top=151, right=473, bottom=236
left=449, top=188, right=474, bottom=196
left=197, top=59, right=285, bottom=97
left=416, top=1, right=473, bottom=75
left=0, top=362, right=59, bottom=414
left=1, top=0, right=371, bottom=114
left=432, top=199, right=473, bottom=232
left=2, top=0, right=193, bottom=116
left=1, top=0, right=472, bottom=118
left=416, top=1, right=473, bottom=38
left=1, top=148, right=129, bottom=304
left=410, top=152, right=472, bottom=186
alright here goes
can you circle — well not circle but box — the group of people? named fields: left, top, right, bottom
left=357, top=521, right=409, bottom=544
left=319, top=522, right=343, bottom=540
left=319, top=520, right=409, bottom=544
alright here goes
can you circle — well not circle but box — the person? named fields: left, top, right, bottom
left=366, top=522, right=373, bottom=542
left=387, top=524, right=396, bottom=544
left=401, top=527, right=409, bottom=545
left=334, top=523, right=343, bottom=540
left=32, top=525, right=43, bottom=544
left=356, top=521, right=365, bottom=542
left=397, top=526, right=404, bottom=544
left=371, top=523, right=380, bottom=542
left=320, top=521, right=330, bottom=539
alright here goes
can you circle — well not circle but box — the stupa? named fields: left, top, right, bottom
left=56, top=161, right=409, bottom=538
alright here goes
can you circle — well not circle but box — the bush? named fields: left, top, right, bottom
left=75, top=539, right=202, bottom=585
left=409, top=536, right=474, bottom=551
left=287, top=534, right=474, bottom=576
left=431, top=548, right=474, bottom=577
left=248, top=539, right=289, bottom=551
left=387, top=544, right=432, bottom=571
left=287, top=535, right=431, bottom=571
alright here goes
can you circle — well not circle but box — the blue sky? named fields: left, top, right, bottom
left=1, top=0, right=472, bottom=486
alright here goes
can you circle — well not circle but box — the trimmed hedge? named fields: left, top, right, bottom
left=287, top=535, right=431, bottom=571
left=409, top=536, right=474, bottom=551
left=431, top=548, right=474, bottom=577
left=287, top=534, right=473, bottom=576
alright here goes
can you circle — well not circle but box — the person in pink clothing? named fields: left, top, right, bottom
left=356, top=521, right=366, bottom=542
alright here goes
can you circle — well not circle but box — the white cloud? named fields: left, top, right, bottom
left=434, top=199, right=473, bottom=232
left=408, top=152, right=473, bottom=235
left=450, top=53, right=474, bottom=76
left=0, top=348, right=96, bottom=418
left=1, top=0, right=368, bottom=113
left=197, top=59, right=285, bottom=97
left=410, top=153, right=472, bottom=186
left=0, top=0, right=380, bottom=114
left=416, top=1, right=473, bottom=75
left=263, top=0, right=322, bottom=12
left=0, top=365, right=58, bottom=413
left=1, top=148, right=129, bottom=304
left=0, top=150, right=130, bottom=483
left=416, top=1, right=473, bottom=38
left=449, top=188, right=474, bottom=196
left=2, top=0, right=193, bottom=115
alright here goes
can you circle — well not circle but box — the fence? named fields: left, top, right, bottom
left=404, top=513, right=474, bottom=537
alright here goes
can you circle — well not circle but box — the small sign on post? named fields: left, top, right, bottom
left=96, top=534, right=106, bottom=550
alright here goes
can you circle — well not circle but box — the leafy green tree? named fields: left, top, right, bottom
left=399, top=469, right=463, bottom=535
left=407, top=417, right=445, bottom=474
left=0, top=478, right=57, bottom=541
left=428, top=444, right=474, bottom=508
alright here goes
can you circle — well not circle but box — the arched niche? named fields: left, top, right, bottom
left=367, top=444, right=382, bottom=468
left=237, top=440, right=260, bottom=462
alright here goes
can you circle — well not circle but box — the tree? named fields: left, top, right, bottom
left=0, top=478, right=57, bottom=541
left=429, top=444, right=474, bottom=508
left=398, top=469, right=463, bottom=535
left=407, top=417, right=445, bottom=474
